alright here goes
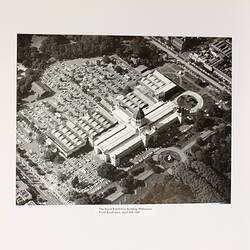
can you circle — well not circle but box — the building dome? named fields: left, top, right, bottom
left=133, top=107, right=145, bottom=121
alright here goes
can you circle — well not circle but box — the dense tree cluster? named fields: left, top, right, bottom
left=70, top=191, right=91, bottom=203
left=71, top=176, right=93, bottom=189
left=97, top=163, right=127, bottom=181
left=137, top=175, right=195, bottom=204
left=116, top=37, right=164, bottom=69
left=99, top=186, right=117, bottom=199
left=39, top=35, right=163, bottom=69
left=102, top=55, right=112, bottom=64
left=17, top=34, right=164, bottom=105
left=193, top=110, right=214, bottom=132
left=203, top=97, right=225, bottom=118
left=43, top=149, right=57, bottom=162
left=57, top=171, right=69, bottom=182
left=17, top=68, right=42, bottom=103
left=192, top=127, right=231, bottom=174
left=172, top=162, right=225, bottom=203
left=189, top=161, right=230, bottom=201
left=119, top=175, right=144, bottom=194
left=72, top=192, right=110, bottom=205
left=221, top=91, right=231, bottom=105
left=121, top=85, right=133, bottom=95
left=17, top=34, right=33, bottom=65
left=97, top=163, right=117, bottom=180
left=40, top=35, right=121, bottom=60
left=17, top=35, right=53, bottom=103
left=130, top=166, right=144, bottom=176
left=36, top=133, right=46, bottom=145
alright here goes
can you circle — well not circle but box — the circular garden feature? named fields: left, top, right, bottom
left=177, top=95, right=198, bottom=110
left=158, top=150, right=181, bottom=167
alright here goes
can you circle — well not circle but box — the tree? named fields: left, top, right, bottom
left=131, top=166, right=144, bottom=176
left=74, top=193, right=92, bottom=205
left=71, top=176, right=79, bottom=188
left=57, top=171, right=68, bottom=182
left=177, top=96, right=185, bottom=107
left=191, top=143, right=201, bottom=154
left=102, top=55, right=111, bottom=64
left=48, top=106, right=57, bottom=113
left=54, top=154, right=65, bottom=164
left=97, top=163, right=117, bottom=181
left=194, top=110, right=211, bottom=131
left=119, top=175, right=137, bottom=193
left=195, top=150, right=208, bottom=163
left=90, top=194, right=104, bottom=204
left=43, top=149, right=56, bottom=161
left=116, top=47, right=124, bottom=56
left=171, top=162, right=225, bottom=203
left=196, top=137, right=204, bottom=146
left=37, top=134, right=46, bottom=145
left=121, top=86, right=132, bottom=95
left=94, top=96, right=102, bottom=102
left=114, top=65, right=124, bottom=74
left=221, top=91, right=231, bottom=103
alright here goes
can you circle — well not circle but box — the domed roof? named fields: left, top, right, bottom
left=133, top=107, right=145, bottom=120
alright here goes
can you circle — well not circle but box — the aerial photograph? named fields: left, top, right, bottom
left=16, top=34, right=232, bottom=205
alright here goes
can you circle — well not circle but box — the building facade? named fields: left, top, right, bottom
left=94, top=101, right=182, bottom=166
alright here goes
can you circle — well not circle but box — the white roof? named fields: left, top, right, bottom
left=95, top=124, right=126, bottom=146
left=141, top=70, right=176, bottom=95
left=97, top=126, right=135, bottom=153
left=112, top=107, right=131, bottom=125
left=155, top=112, right=179, bottom=130
left=145, top=101, right=177, bottom=126
left=109, top=135, right=142, bottom=158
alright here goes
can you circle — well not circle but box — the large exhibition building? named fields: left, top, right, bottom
left=48, top=69, right=183, bottom=164
left=93, top=70, right=183, bottom=166
left=94, top=100, right=182, bottom=166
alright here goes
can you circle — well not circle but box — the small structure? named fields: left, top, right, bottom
left=32, top=81, right=52, bottom=98
left=16, top=187, right=32, bottom=205
left=135, top=65, right=148, bottom=74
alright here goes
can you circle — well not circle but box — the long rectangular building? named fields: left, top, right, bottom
left=49, top=110, right=117, bottom=157
left=140, top=70, right=177, bottom=98
left=94, top=100, right=181, bottom=166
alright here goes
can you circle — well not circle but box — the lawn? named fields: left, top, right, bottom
left=177, top=95, right=198, bottom=110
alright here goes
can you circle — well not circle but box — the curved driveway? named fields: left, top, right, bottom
left=153, top=146, right=187, bottom=163
left=175, top=90, right=204, bottom=113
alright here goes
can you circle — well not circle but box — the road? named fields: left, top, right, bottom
left=17, top=162, right=64, bottom=205
left=145, top=36, right=231, bottom=94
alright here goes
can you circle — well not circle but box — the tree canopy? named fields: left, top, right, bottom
left=97, top=163, right=117, bottom=181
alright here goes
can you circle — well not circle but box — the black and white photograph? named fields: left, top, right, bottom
left=1, top=0, right=250, bottom=250
left=16, top=34, right=232, bottom=205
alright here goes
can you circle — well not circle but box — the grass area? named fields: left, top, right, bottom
left=158, top=150, right=181, bottom=165
left=181, top=74, right=200, bottom=92
left=177, top=95, right=198, bottom=110
left=158, top=63, right=201, bottom=92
